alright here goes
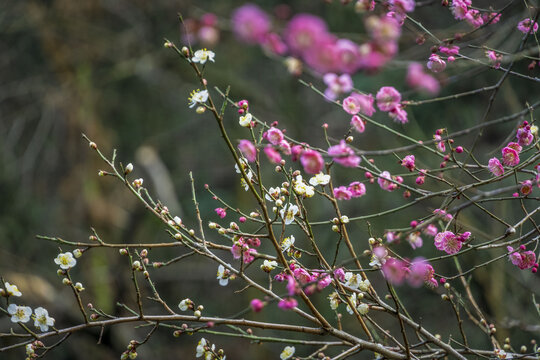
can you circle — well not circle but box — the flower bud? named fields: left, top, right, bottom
left=332, top=225, right=339, bottom=232
left=194, top=310, right=202, bottom=317
left=62, top=278, right=71, bottom=285
left=89, top=142, right=97, bottom=149
left=188, top=229, right=195, bottom=236
left=119, top=248, right=128, bottom=256
left=196, top=106, right=206, bottom=114
left=125, top=163, right=133, bottom=175
left=73, top=249, right=83, bottom=258
left=181, top=46, right=190, bottom=56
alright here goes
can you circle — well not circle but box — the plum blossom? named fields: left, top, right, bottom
left=278, top=298, right=297, bottom=310
left=378, top=171, right=397, bottom=192
left=348, top=181, right=366, bottom=198
left=407, top=232, right=423, bottom=249
left=54, top=252, right=77, bottom=270
left=323, top=73, right=353, bottom=100
left=280, top=346, right=295, bottom=360
left=309, top=172, right=330, bottom=186
left=389, top=104, right=408, bottom=124
left=178, top=298, right=192, bottom=311
left=261, top=260, right=278, bottom=272
left=328, top=291, right=340, bottom=310
left=231, top=4, right=271, bottom=44
left=33, top=307, right=55, bottom=332
left=507, top=246, right=536, bottom=270
left=265, top=127, right=284, bottom=146
left=381, top=258, right=407, bottom=285
left=191, top=49, right=215, bottom=64
left=216, top=264, right=230, bottom=286
left=328, top=141, right=361, bottom=167
left=300, top=149, right=324, bottom=174
left=516, top=123, right=533, bottom=146
left=501, top=146, right=520, bottom=166
left=250, top=298, right=265, bottom=312
left=334, top=186, right=353, bottom=200
left=264, top=146, right=282, bottom=164
left=401, top=155, right=415, bottom=171
left=350, top=115, right=366, bottom=133
left=280, top=205, right=299, bottom=225
left=284, top=14, right=329, bottom=56
left=406, top=63, right=440, bottom=95
left=488, top=158, right=504, bottom=176
left=434, top=231, right=463, bottom=255
left=370, top=246, right=389, bottom=267
left=239, top=113, right=252, bottom=127
left=407, top=258, right=438, bottom=288
left=238, top=140, right=257, bottom=162
left=188, top=89, right=209, bottom=108
left=4, top=282, right=22, bottom=297
left=281, top=235, right=295, bottom=252
left=215, top=208, right=226, bottom=218
left=427, top=54, right=446, bottom=73
left=7, top=304, right=32, bottom=323
left=376, top=86, right=401, bottom=112
left=517, top=18, right=539, bottom=34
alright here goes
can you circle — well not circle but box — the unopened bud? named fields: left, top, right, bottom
left=89, top=142, right=97, bottom=149
left=125, top=163, right=134, bottom=175
left=331, top=225, right=339, bottom=232
left=181, top=46, right=190, bottom=57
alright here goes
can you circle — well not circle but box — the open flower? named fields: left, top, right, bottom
left=216, top=264, right=230, bottom=286
left=239, top=112, right=253, bottom=127
left=54, top=252, right=77, bottom=270
left=7, top=304, right=32, bottom=323
left=434, top=231, right=463, bottom=254
left=4, top=282, right=22, bottom=297
left=309, top=172, right=330, bottom=186
left=33, top=307, right=55, bottom=332
left=188, top=89, right=209, bottom=108
left=280, top=204, right=299, bottom=225
left=281, top=235, right=295, bottom=252
left=191, top=49, right=215, bottom=64
left=280, top=346, right=295, bottom=360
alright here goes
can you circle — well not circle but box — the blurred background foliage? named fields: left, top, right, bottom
left=0, top=0, right=539, bottom=358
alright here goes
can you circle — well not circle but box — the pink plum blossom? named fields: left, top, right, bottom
left=517, top=18, right=539, bottom=34
left=516, top=124, right=533, bottom=146
left=376, top=86, right=401, bottom=112
left=381, top=258, right=407, bottom=285
left=278, top=298, right=298, bottom=310
left=434, top=231, right=463, bottom=255
left=350, top=115, right=366, bottom=133
left=488, top=157, right=504, bottom=176
left=264, top=146, right=282, bottom=164
left=406, top=63, right=440, bottom=95
left=348, top=181, right=366, bottom=198
left=284, top=14, right=329, bottom=56
left=265, top=127, right=284, bottom=146
left=238, top=140, right=257, bottom=162
left=328, top=141, right=361, bottom=167
left=250, top=298, right=265, bottom=312
left=427, top=54, right=446, bottom=73
left=300, top=149, right=324, bottom=174
left=342, top=95, right=361, bottom=115
left=407, top=258, right=438, bottom=288
left=501, top=146, right=520, bottom=166
left=507, top=246, right=536, bottom=270
left=323, top=73, right=353, bottom=100
left=378, top=171, right=397, bottom=192
left=401, top=155, right=415, bottom=171
left=333, top=186, right=353, bottom=200
left=215, top=208, right=226, bottom=218
left=231, top=4, right=271, bottom=44
left=351, top=93, right=376, bottom=116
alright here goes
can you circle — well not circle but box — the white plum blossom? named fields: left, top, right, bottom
left=280, top=204, right=299, bottom=225
left=265, top=187, right=281, bottom=202
left=178, top=299, right=191, bottom=311
left=191, top=49, right=215, bottom=64
left=281, top=235, right=295, bottom=252
left=26, top=344, right=34, bottom=356
left=344, top=272, right=370, bottom=291
left=309, top=172, right=331, bottom=186
left=346, top=295, right=357, bottom=315
left=196, top=338, right=208, bottom=357
left=216, top=264, right=230, bottom=286
left=4, top=282, right=22, bottom=297
left=54, top=252, right=77, bottom=270
left=280, top=346, right=295, bottom=360
left=293, top=175, right=314, bottom=198
left=7, top=304, right=32, bottom=323
left=239, top=113, right=252, bottom=127
left=328, top=291, right=340, bottom=310
left=33, top=307, right=55, bottom=332
left=260, top=260, right=278, bottom=272
left=357, top=302, right=369, bottom=315
left=188, top=89, right=209, bottom=108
